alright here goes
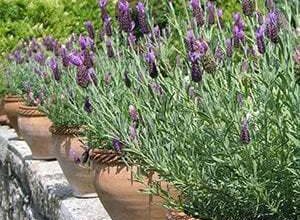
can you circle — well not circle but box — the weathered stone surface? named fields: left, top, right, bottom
left=0, top=126, right=111, bottom=220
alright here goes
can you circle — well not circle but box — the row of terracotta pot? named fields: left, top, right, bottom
left=1, top=95, right=190, bottom=220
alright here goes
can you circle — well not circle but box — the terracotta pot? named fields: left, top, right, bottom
left=0, top=98, right=9, bottom=125
left=50, top=126, right=97, bottom=198
left=4, top=95, right=23, bottom=135
left=18, top=105, right=55, bottom=160
left=166, top=210, right=197, bottom=220
left=93, top=153, right=167, bottom=220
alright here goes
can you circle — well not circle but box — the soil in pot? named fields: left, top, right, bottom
left=50, top=125, right=97, bottom=198
left=93, top=150, right=167, bottom=220
left=4, top=95, right=23, bottom=135
left=18, top=105, right=55, bottom=160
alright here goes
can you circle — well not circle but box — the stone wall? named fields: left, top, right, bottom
left=0, top=126, right=111, bottom=220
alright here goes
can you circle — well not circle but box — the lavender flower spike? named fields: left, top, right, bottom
left=136, top=2, right=150, bottom=34
left=69, top=52, right=84, bottom=67
left=207, top=1, right=215, bottom=25
left=240, top=118, right=251, bottom=144
left=118, top=0, right=132, bottom=33
left=145, top=47, right=158, bottom=78
left=84, top=97, right=93, bottom=113
left=190, top=0, right=204, bottom=27
left=85, top=21, right=95, bottom=39
left=189, top=52, right=203, bottom=83
left=242, top=0, right=255, bottom=17
left=256, top=26, right=266, bottom=54
left=129, top=105, right=139, bottom=122
left=49, top=58, right=60, bottom=81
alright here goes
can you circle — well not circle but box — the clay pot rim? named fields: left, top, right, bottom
left=49, top=124, right=85, bottom=136
left=4, top=95, right=23, bottom=103
left=166, top=210, right=198, bottom=220
left=18, top=105, right=46, bottom=117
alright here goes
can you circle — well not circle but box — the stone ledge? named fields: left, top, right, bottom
left=0, top=125, right=111, bottom=220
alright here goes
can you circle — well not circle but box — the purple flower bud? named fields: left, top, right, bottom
left=194, top=40, right=209, bottom=57
left=106, top=39, right=115, bottom=58
left=85, top=21, right=95, bottom=39
left=49, top=58, right=60, bottom=81
left=129, top=105, right=139, bottom=122
left=118, top=0, right=133, bottom=33
left=233, top=13, right=245, bottom=30
left=112, top=139, right=123, bottom=152
left=83, top=50, right=94, bottom=68
left=190, top=0, right=205, bottom=27
left=214, top=44, right=225, bottom=61
left=129, top=124, right=137, bottom=141
left=256, top=26, right=266, bottom=54
left=104, top=16, right=113, bottom=37
left=265, top=12, right=279, bottom=43
left=185, top=30, right=196, bottom=52
left=136, top=2, right=150, bottom=34
left=84, top=97, right=93, bottom=113
left=79, top=35, right=94, bottom=50
left=98, top=0, right=108, bottom=8
left=60, top=48, right=70, bottom=67
left=233, top=26, right=245, bottom=47
left=217, top=8, right=224, bottom=28
left=255, top=11, right=264, bottom=25
left=69, top=52, right=84, bottom=66
left=242, top=0, right=255, bottom=16
left=207, top=1, right=215, bottom=25
left=34, top=52, right=45, bottom=65
left=152, top=26, right=161, bottom=39
left=76, top=66, right=90, bottom=88
left=240, top=118, right=251, bottom=144
left=145, top=48, right=158, bottom=78
left=226, top=38, right=234, bottom=58
left=88, top=68, right=98, bottom=86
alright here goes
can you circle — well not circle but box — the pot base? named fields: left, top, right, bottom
left=72, top=192, right=98, bottom=199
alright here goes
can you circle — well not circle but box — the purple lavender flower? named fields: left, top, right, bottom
left=118, top=0, right=133, bottom=33
left=265, top=12, right=279, bottom=43
left=214, top=44, right=225, bottom=61
left=194, top=40, right=209, bottom=57
left=98, top=0, right=108, bottom=8
left=256, top=26, right=266, bottom=54
left=79, top=35, right=94, bottom=50
left=87, top=68, right=98, bottom=86
left=152, top=25, right=161, bottom=39
left=217, top=8, right=224, bottom=28
left=106, top=39, right=115, bottom=58
left=99, top=0, right=109, bottom=21
left=104, top=16, right=113, bottom=37
left=69, top=52, right=84, bottom=67
left=145, top=47, right=158, bottom=78
left=207, top=1, right=215, bottom=25
left=242, top=0, right=255, bottom=16
left=85, top=21, right=95, bottom=39
left=136, top=2, right=150, bottom=34
left=34, top=52, right=45, bottom=65
left=60, top=48, right=70, bottom=67
left=112, top=139, right=123, bottom=152
left=189, top=52, right=203, bottom=83
left=190, top=0, right=205, bottom=27
left=83, top=50, right=94, bottom=68
left=76, top=66, right=90, bottom=88
left=49, top=58, right=60, bottom=81
left=129, top=124, right=137, bottom=141
left=233, top=25, right=245, bottom=47
left=233, top=13, right=245, bottom=30
left=240, top=118, right=251, bottom=144
left=84, top=97, right=93, bottom=113
left=185, top=30, right=196, bottom=52
left=226, top=38, right=234, bottom=58
left=129, top=105, right=139, bottom=122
